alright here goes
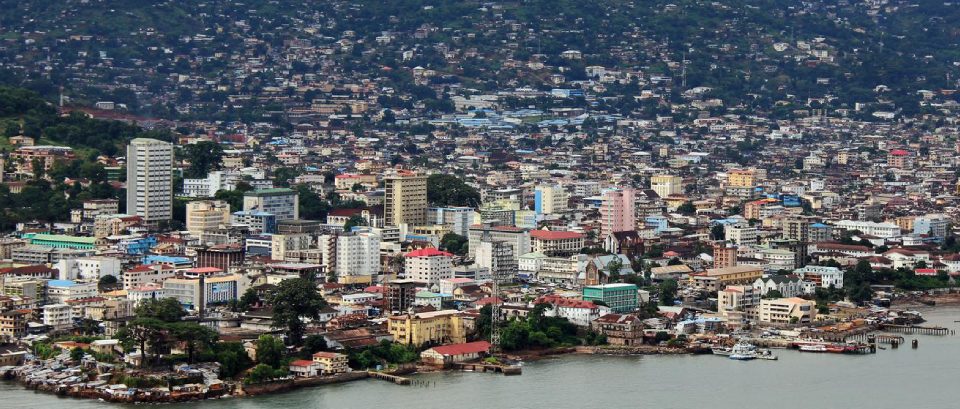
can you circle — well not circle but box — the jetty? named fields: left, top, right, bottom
left=879, top=324, right=954, bottom=336
left=367, top=371, right=411, bottom=385
left=451, top=362, right=522, bottom=375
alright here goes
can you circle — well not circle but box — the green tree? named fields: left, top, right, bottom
left=172, top=323, right=218, bottom=364
left=135, top=297, right=186, bottom=322
left=659, top=279, right=678, bottom=306
left=677, top=201, right=696, bottom=215
left=181, top=141, right=225, bottom=178
left=256, top=334, right=285, bottom=368
left=98, top=275, right=119, bottom=292
left=440, top=232, right=468, bottom=256
left=300, top=335, right=328, bottom=358
left=70, top=347, right=86, bottom=362
left=269, top=278, right=326, bottom=345
left=426, top=174, right=480, bottom=207
left=238, top=288, right=260, bottom=311
left=343, top=214, right=367, bottom=231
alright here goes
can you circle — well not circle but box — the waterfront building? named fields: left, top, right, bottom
left=387, top=309, right=466, bottom=346
left=591, top=313, right=644, bottom=346
left=757, top=297, right=816, bottom=324
left=582, top=283, right=638, bottom=313
left=311, top=352, right=350, bottom=374
left=420, top=341, right=491, bottom=366
left=793, top=265, right=844, bottom=288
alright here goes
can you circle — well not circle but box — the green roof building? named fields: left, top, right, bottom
left=583, top=283, right=638, bottom=313
left=24, top=233, right=98, bottom=250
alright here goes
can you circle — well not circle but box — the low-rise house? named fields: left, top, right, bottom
left=419, top=340, right=491, bottom=366
left=591, top=313, right=644, bottom=346
left=312, top=352, right=349, bottom=374
left=289, top=359, right=319, bottom=377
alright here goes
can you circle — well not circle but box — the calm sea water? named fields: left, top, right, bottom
left=3, top=307, right=958, bottom=409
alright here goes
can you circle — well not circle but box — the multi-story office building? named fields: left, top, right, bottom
left=186, top=200, right=231, bottom=236
left=404, top=247, right=454, bottom=285
left=600, top=187, right=636, bottom=237
left=582, top=283, right=639, bottom=313
left=334, top=231, right=381, bottom=284
left=534, top=184, right=569, bottom=215
left=126, top=138, right=174, bottom=223
left=650, top=174, right=682, bottom=199
left=243, top=188, right=299, bottom=221
left=383, top=170, right=428, bottom=227
left=426, top=207, right=474, bottom=237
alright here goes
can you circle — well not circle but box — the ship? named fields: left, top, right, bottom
left=728, top=342, right=758, bottom=360
left=799, top=344, right=828, bottom=352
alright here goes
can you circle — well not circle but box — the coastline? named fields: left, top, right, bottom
left=5, top=300, right=957, bottom=404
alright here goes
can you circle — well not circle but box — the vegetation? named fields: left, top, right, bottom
left=426, top=174, right=480, bottom=207
left=439, top=232, right=468, bottom=256
left=268, top=278, right=326, bottom=345
left=346, top=340, right=418, bottom=370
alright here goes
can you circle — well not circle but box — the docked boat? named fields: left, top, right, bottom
left=799, top=344, right=828, bottom=352
left=711, top=346, right=733, bottom=356
left=728, top=342, right=758, bottom=360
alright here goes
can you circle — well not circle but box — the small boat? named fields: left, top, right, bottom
left=711, top=346, right=733, bottom=356
left=799, top=344, right=828, bottom=353
left=756, top=349, right=778, bottom=360
left=728, top=342, right=757, bottom=360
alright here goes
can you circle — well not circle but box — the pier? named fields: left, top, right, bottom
left=366, top=371, right=411, bottom=385
left=451, top=362, right=522, bottom=375
left=879, top=324, right=954, bottom=336
left=844, top=333, right=905, bottom=345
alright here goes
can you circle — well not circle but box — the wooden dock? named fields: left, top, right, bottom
left=879, top=324, right=954, bottom=336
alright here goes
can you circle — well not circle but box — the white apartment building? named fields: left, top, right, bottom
left=335, top=232, right=381, bottom=284
left=55, top=256, right=122, bottom=281
left=126, top=138, right=174, bottom=222
left=42, top=303, right=74, bottom=330
left=404, top=248, right=454, bottom=285
left=834, top=220, right=901, bottom=238
left=794, top=265, right=845, bottom=289
left=123, top=264, right=176, bottom=290
left=724, top=223, right=758, bottom=246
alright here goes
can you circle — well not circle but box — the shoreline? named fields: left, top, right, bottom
left=5, top=301, right=957, bottom=404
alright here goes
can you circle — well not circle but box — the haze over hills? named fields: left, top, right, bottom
left=0, top=0, right=959, bottom=120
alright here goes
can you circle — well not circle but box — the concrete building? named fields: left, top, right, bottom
left=162, top=274, right=247, bottom=311
left=385, top=279, right=421, bottom=315
left=334, top=231, right=381, bottom=285
left=383, top=170, right=428, bottom=227
left=758, top=297, right=816, bottom=324
left=186, top=200, right=231, bottom=236
left=387, top=309, right=466, bottom=346
left=243, top=188, right=299, bottom=221
left=600, top=187, right=636, bottom=236
left=794, top=265, right=844, bottom=288
left=530, top=230, right=585, bottom=256
left=123, top=264, right=176, bottom=290
left=713, top=242, right=738, bottom=268
left=582, top=283, right=638, bottom=313
left=690, top=265, right=764, bottom=292
left=650, top=174, right=682, bottom=199
left=534, top=184, right=568, bottom=215
left=426, top=207, right=474, bottom=236
left=404, top=247, right=454, bottom=285
left=717, top=285, right=760, bottom=321
left=126, top=138, right=174, bottom=223
left=55, top=256, right=121, bottom=281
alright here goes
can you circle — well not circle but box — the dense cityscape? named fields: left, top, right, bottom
left=0, top=0, right=959, bottom=406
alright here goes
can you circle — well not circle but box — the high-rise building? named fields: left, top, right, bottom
left=713, top=242, right=738, bottom=268
left=243, top=188, right=299, bottom=220
left=600, top=187, right=636, bottom=237
left=727, top=169, right=755, bottom=188
left=186, top=200, right=230, bottom=236
left=534, top=184, right=568, bottom=215
left=125, top=138, right=174, bottom=223
left=650, top=175, right=682, bottom=199
left=426, top=206, right=474, bottom=237
left=334, top=231, right=381, bottom=284
left=384, top=170, right=428, bottom=227
left=385, top=279, right=421, bottom=315
left=403, top=247, right=454, bottom=285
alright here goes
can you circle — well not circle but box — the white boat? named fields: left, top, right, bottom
left=711, top=346, right=732, bottom=356
left=799, top=344, right=828, bottom=352
left=728, top=342, right=757, bottom=360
